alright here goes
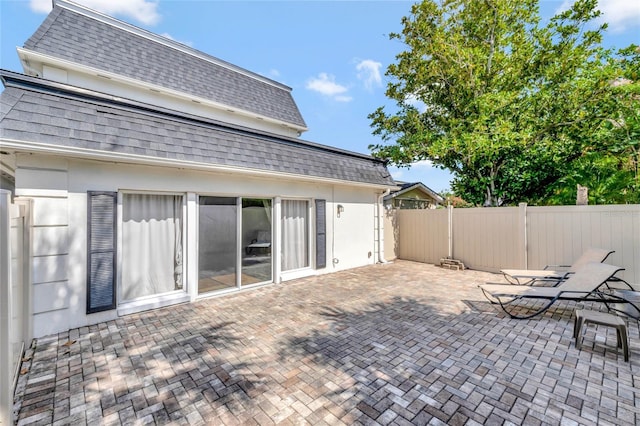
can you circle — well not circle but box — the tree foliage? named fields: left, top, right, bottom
left=369, top=0, right=632, bottom=206
left=543, top=45, right=640, bottom=204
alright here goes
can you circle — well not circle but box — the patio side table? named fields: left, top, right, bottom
left=574, top=309, right=629, bottom=362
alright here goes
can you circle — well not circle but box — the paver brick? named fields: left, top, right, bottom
left=13, top=260, right=640, bottom=425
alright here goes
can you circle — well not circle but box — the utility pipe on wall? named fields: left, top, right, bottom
left=377, top=189, right=391, bottom=263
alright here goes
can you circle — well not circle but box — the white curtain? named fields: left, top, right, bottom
left=281, top=200, right=308, bottom=271
left=262, top=199, right=272, bottom=223
left=122, top=194, right=183, bottom=300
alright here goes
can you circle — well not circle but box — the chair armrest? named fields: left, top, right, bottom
left=479, top=282, right=513, bottom=287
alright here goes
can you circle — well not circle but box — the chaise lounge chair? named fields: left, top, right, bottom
left=480, top=262, right=639, bottom=320
left=500, top=247, right=614, bottom=285
left=245, top=230, right=271, bottom=255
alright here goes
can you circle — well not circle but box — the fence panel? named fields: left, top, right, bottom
left=383, top=209, right=398, bottom=261
left=527, top=205, right=640, bottom=284
left=397, top=209, right=449, bottom=264
left=393, top=204, right=639, bottom=286
left=10, top=207, right=26, bottom=373
left=1, top=192, right=29, bottom=426
left=452, top=207, right=524, bottom=272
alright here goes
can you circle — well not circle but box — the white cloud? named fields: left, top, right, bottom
left=306, top=73, right=352, bottom=102
left=390, top=168, right=404, bottom=180
left=306, top=73, right=348, bottom=96
left=28, top=0, right=51, bottom=13
left=557, top=0, right=640, bottom=33
left=356, top=59, right=382, bottom=91
left=269, top=69, right=281, bottom=78
left=412, top=159, right=434, bottom=169
left=30, top=0, right=161, bottom=26
left=597, top=0, right=640, bottom=32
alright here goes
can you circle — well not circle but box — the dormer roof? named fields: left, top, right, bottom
left=20, top=0, right=307, bottom=131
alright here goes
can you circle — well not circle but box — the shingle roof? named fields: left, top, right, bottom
left=23, top=1, right=307, bottom=129
left=384, top=182, right=443, bottom=202
left=0, top=71, right=394, bottom=187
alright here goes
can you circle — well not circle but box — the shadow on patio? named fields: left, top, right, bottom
left=279, top=294, right=639, bottom=425
left=14, top=260, right=640, bottom=425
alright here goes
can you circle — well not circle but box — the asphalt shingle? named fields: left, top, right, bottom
left=0, top=72, right=394, bottom=187
left=23, top=4, right=307, bottom=129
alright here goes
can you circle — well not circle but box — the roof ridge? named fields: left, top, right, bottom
left=0, top=69, right=383, bottom=164
left=52, top=0, right=293, bottom=92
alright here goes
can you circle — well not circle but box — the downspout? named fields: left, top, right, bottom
left=377, top=189, right=391, bottom=263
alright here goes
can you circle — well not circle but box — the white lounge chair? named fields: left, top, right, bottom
left=501, top=248, right=614, bottom=285
left=480, top=262, right=638, bottom=319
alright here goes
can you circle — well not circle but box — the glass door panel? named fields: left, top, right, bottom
left=198, top=197, right=237, bottom=294
left=241, top=198, right=272, bottom=285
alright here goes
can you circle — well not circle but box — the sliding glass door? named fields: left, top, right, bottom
left=241, top=199, right=272, bottom=285
left=198, top=196, right=273, bottom=294
left=198, top=197, right=237, bottom=294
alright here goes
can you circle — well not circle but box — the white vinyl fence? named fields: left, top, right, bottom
left=394, top=204, right=640, bottom=286
left=1, top=191, right=30, bottom=426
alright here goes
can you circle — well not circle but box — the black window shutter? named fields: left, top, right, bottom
left=315, top=199, right=326, bottom=269
left=87, top=191, right=117, bottom=314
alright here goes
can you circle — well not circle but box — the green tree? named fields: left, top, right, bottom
left=543, top=45, right=640, bottom=205
left=369, top=0, right=617, bottom=206
left=612, top=46, right=640, bottom=201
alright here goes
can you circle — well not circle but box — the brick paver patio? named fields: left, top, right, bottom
left=13, top=260, right=640, bottom=425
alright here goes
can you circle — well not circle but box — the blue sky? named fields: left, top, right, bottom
left=1, top=0, right=639, bottom=193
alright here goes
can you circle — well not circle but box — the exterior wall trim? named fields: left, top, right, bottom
left=1, top=139, right=394, bottom=190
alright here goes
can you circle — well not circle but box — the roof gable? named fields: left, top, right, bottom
left=385, top=182, right=443, bottom=203
left=21, top=0, right=307, bottom=130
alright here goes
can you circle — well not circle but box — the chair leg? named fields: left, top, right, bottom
left=574, top=315, right=585, bottom=348
left=500, top=298, right=558, bottom=320
left=576, top=322, right=584, bottom=350
left=618, top=325, right=629, bottom=362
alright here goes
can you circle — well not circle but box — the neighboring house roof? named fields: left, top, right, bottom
left=21, top=0, right=306, bottom=130
left=384, top=182, right=444, bottom=203
left=0, top=70, right=395, bottom=187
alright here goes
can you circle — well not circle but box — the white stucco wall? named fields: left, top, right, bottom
left=331, top=186, right=378, bottom=269
left=15, top=154, right=385, bottom=337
